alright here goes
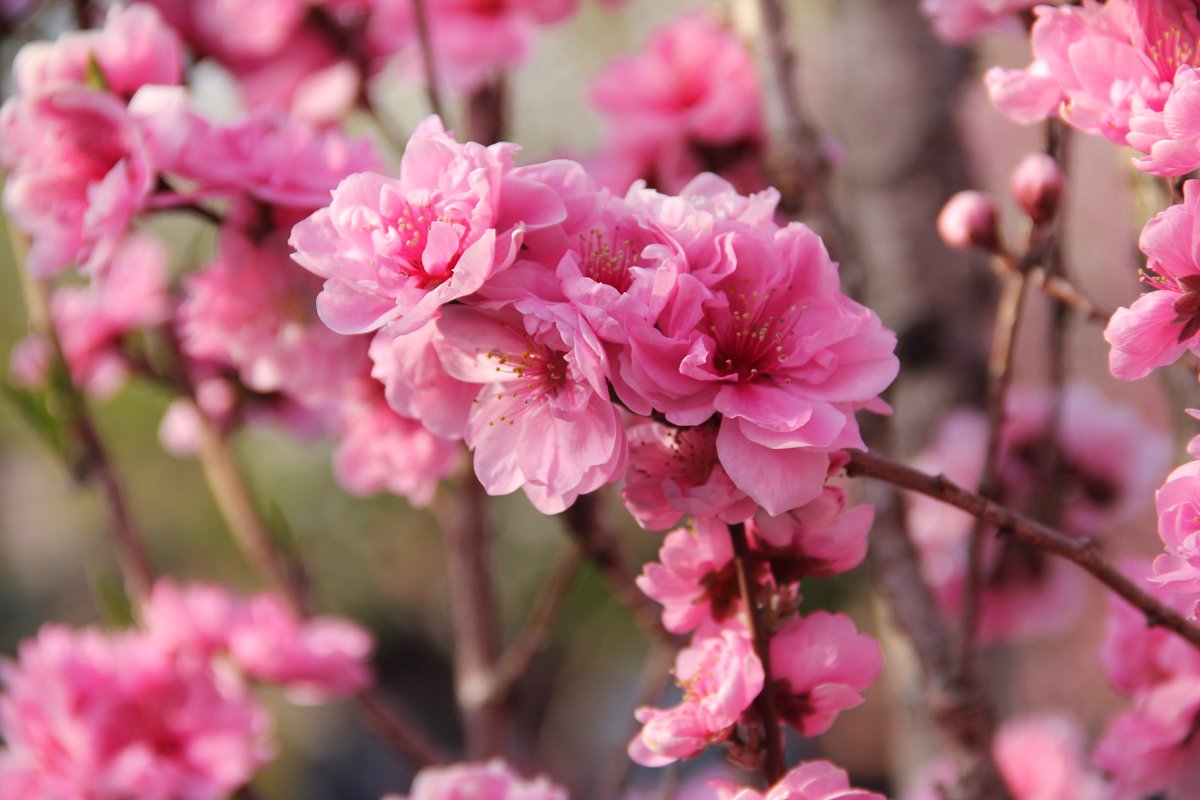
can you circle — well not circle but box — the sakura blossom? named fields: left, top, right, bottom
left=1106, top=179, right=1200, bottom=380
left=394, top=758, right=567, bottom=800
left=711, top=760, right=885, bottom=800
left=920, top=0, right=1037, bottom=44
left=628, top=629, right=764, bottom=767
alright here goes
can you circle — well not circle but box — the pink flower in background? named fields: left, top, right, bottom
left=920, top=0, right=1037, bottom=43
left=290, top=116, right=522, bottom=335
left=905, top=384, right=1167, bottom=643
left=636, top=518, right=738, bottom=634
left=0, top=625, right=272, bottom=800
left=1094, top=677, right=1200, bottom=799
left=142, top=0, right=306, bottom=63
left=712, top=760, right=884, bottom=800
left=153, top=106, right=381, bottom=212
left=396, top=759, right=567, bottom=800
left=180, top=230, right=369, bottom=412
left=0, top=86, right=153, bottom=276
left=1102, top=561, right=1200, bottom=695
left=621, top=421, right=756, bottom=531
left=433, top=305, right=625, bottom=513
left=227, top=594, right=373, bottom=702
left=629, top=629, right=764, bottom=767
left=12, top=3, right=183, bottom=97
left=992, top=714, right=1108, bottom=800
left=1107, top=180, right=1200, bottom=380
left=590, top=11, right=765, bottom=194
left=769, top=611, right=882, bottom=737
left=142, top=581, right=244, bottom=660
left=332, top=380, right=461, bottom=506
left=990, top=0, right=1200, bottom=142
left=13, top=233, right=169, bottom=397
left=985, top=60, right=1064, bottom=125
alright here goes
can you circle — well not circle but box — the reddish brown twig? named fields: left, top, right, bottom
left=435, top=471, right=509, bottom=759
left=9, top=227, right=155, bottom=601
left=411, top=0, right=445, bottom=120
left=729, top=522, right=786, bottom=783
left=846, top=449, right=1200, bottom=651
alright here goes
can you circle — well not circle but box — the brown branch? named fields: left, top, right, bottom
left=729, top=522, right=786, bottom=783
left=482, top=542, right=582, bottom=704
left=846, top=449, right=1200, bottom=651
left=465, top=76, right=506, bottom=145
left=8, top=228, right=155, bottom=600
left=960, top=270, right=1028, bottom=674
left=435, top=471, right=509, bottom=759
left=411, top=0, right=444, bottom=120
left=356, top=690, right=446, bottom=768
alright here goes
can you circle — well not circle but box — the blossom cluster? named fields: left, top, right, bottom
left=0, top=581, right=371, bottom=799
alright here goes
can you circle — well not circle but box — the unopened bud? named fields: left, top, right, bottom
left=1010, top=152, right=1065, bottom=224
left=937, top=191, right=1000, bottom=252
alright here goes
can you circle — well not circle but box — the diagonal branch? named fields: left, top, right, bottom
left=846, top=449, right=1200, bottom=651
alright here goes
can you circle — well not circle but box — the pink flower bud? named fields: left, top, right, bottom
left=1010, top=152, right=1065, bottom=224
left=937, top=191, right=1000, bottom=252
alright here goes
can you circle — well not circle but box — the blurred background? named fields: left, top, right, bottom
left=0, top=1, right=1186, bottom=798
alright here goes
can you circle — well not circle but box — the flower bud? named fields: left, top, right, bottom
left=937, top=191, right=1000, bottom=252
left=1010, top=152, right=1065, bottom=224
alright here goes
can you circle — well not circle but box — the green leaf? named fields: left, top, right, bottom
left=88, top=568, right=136, bottom=629
left=1, top=379, right=69, bottom=458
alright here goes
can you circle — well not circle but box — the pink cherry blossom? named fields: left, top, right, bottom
left=746, top=485, right=873, bottom=580
left=433, top=304, right=625, bottom=513
left=0, top=625, right=272, bottom=800
left=332, top=379, right=461, bottom=506
left=1102, top=560, right=1200, bottom=694
left=620, top=221, right=898, bottom=515
left=990, top=0, right=1200, bottom=142
left=226, top=594, right=373, bottom=702
left=290, top=116, right=523, bottom=335
left=992, top=714, right=1108, bottom=800
left=142, top=0, right=306, bottom=63
left=0, top=85, right=154, bottom=276
left=397, top=758, right=567, bottom=800
left=769, top=611, right=882, bottom=737
left=1094, top=677, right=1200, bottom=799
left=590, top=11, right=765, bottom=194
left=180, top=229, right=369, bottom=412
left=1129, top=65, right=1200, bottom=176
left=985, top=60, right=1065, bottom=125
left=621, top=421, right=756, bottom=531
left=153, top=106, right=381, bottom=213
left=1151, top=460, right=1200, bottom=598
left=14, top=233, right=169, bottom=397
left=712, top=760, right=884, bottom=800
left=12, top=3, right=183, bottom=97
left=1106, top=179, right=1200, bottom=380
left=636, top=518, right=738, bottom=634
left=628, top=628, right=764, bottom=767
left=920, top=0, right=1037, bottom=44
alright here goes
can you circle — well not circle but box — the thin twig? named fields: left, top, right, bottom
left=959, top=270, right=1028, bottom=675
left=190, top=403, right=311, bottom=615
left=8, top=227, right=155, bottom=600
left=729, top=522, right=785, bottom=783
left=560, top=493, right=681, bottom=647
left=846, top=449, right=1200, bottom=651
left=411, top=0, right=444, bottom=120
left=435, top=471, right=509, bottom=759
left=483, top=543, right=582, bottom=704
left=465, top=76, right=506, bottom=145
left=356, top=689, right=447, bottom=768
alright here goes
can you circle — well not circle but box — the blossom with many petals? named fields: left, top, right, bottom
left=712, top=760, right=884, bottom=800
left=636, top=518, right=738, bottom=634
left=769, top=612, right=882, bottom=737
left=920, top=0, right=1037, bottom=43
left=391, top=758, right=567, bottom=800
left=1106, top=180, right=1200, bottom=380
left=628, top=629, right=764, bottom=767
